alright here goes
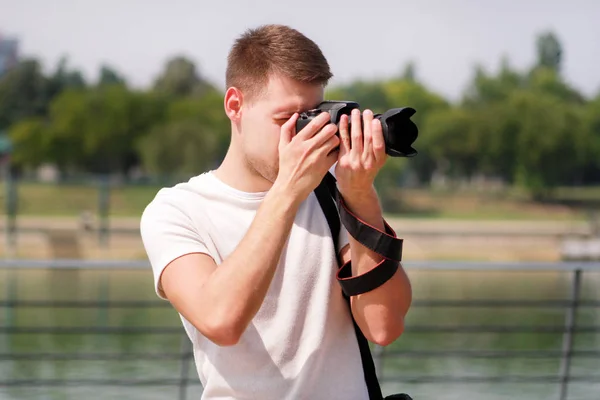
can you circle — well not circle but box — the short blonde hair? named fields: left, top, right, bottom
left=225, top=24, right=333, bottom=100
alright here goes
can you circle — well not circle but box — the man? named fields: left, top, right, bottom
left=140, top=24, right=412, bottom=399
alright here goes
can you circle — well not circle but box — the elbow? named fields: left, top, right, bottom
left=205, top=328, right=241, bottom=347
left=370, top=318, right=405, bottom=347
left=198, top=315, right=246, bottom=347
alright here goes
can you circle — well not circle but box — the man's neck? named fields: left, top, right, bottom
left=213, top=144, right=273, bottom=194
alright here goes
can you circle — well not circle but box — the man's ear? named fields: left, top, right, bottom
left=224, top=87, right=243, bottom=122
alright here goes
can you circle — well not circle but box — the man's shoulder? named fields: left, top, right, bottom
left=140, top=173, right=214, bottom=227
left=148, top=172, right=216, bottom=204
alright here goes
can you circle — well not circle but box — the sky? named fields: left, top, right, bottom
left=0, top=0, right=598, bottom=102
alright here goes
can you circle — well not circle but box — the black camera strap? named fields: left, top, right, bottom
left=313, top=172, right=412, bottom=400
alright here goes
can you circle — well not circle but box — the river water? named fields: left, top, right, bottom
left=1, top=267, right=599, bottom=400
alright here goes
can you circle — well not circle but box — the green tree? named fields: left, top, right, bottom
left=98, top=65, right=126, bottom=87
left=507, top=90, right=587, bottom=197
left=421, top=106, right=482, bottom=181
left=400, top=61, right=417, bottom=82
left=535, top=31, right=562, bottom=72
left=0, top=59, right=49, bottom=130
left=45, top=56, right=86, bottom=99
left=580, top=95, right=600, bottom=183
left=383, top=79, right=449, bottom=125
left=383, top=78, right=449, bottom=184
left=153, top=56, right=216, bottom=98
left=10, top=86, right=167, bottom=174
left=7, top=117, right=48, bottom=168
left=473, top=102, right=521, bottom=182
left=457, top=42, right=588, bottom=192
left=462, top=56, right=524, bottom=107
left=136, top=90, right=229, bottom=177
left=528, top=66, right=585, bottom=104
left=325, top=80, right=390, bottom=112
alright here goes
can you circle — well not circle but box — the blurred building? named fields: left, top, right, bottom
left=0, top=32, right=19, bottom=77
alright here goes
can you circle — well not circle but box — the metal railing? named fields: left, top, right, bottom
left=1, top=259, right=599, bottom=400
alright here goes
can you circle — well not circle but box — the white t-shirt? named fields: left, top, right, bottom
left=140, top=170, right=369, bottom=400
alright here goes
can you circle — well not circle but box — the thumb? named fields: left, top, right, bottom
left=280, top=113, right=298, bottom=147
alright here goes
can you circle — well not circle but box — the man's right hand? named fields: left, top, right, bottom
left=274, top=112, right=340, bottom=204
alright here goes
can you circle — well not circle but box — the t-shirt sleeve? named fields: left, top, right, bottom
left=140, top=196, right=210, bottom=300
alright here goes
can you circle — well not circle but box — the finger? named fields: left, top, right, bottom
left=309, top=123, right=338, bottom=148
left=338, top=114, right=351, bottom=156
left=323, top=131, right=341, bottom=154
left=324, top=136, right=341, bottom=162
left=362, top=109, right=374, bottom=158
left=372, top=118, right=386, bottom=163
left=325, top=148, right=340, bottom=169
left=295, top=111, right=331, bottom=140
left=315, top=131, right=340, bottom=168
left=280, top=113, right=299, bottom=147
left=350, top=108, right=362, bottom=155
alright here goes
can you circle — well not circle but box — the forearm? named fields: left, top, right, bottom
left=342, top=186, right=412, bottom=345
left=201, top=182, right=299, bottom=338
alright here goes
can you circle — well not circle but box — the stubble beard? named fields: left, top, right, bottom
left=246, top=153, right=279, bottom=185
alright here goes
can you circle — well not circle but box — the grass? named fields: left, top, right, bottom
left=0, top=181, right=595, bottom=221
left=382, top=187, right=589, bottom=221
left=2, top=181, right=162, bottom=217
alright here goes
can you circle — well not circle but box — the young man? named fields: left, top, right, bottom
left=140, top=24, right=412, bottom=399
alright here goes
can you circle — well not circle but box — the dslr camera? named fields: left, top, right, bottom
left=295, top=100, right=418, bottom=157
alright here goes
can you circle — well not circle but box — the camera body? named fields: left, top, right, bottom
left=295, top=100, right=419, bottom=158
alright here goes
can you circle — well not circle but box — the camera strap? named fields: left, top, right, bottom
left=315, top=171, right=404, bottom=296
left=313, top=172, right=412, bottom=400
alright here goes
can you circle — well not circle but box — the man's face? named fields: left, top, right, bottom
left=239, top=73, right=325, bottom=184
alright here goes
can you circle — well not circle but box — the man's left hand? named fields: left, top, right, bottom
left=335, top=108, right=387, bottom=198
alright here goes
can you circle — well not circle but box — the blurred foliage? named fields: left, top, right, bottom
left=1, top=30, right=599, bottom=200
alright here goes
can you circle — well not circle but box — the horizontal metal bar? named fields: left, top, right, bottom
left=2, top=299, right=599, bottom=309
left=3, top=376, right=599, bottom=387
left=403, top=325, right=600, bottom=333
left=0, top=327, right=182, bottom=334
left=0, top=259, right=150, bottom=269
left=2, top=325, right=600, bottom=335
left=413, top=299, right=600, bottom=308
left=0, top=352, right=191, bottom=361
left=0, top=379, right=201, bottom=387
left=2, top=350, right=599, bottom=361
left=9, top=226, right=591, bottom=238
left=1, top=259, right=599, bottom=271
left=0, top=300, right=171, bottom=308
left=400, top=261, right=600, bottom=271
left=382, top=350, right=600, bottom=358
left=379, top=375, right=600, bottom=384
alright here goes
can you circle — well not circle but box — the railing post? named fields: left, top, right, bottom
left=3, top=167, right=17, bottom=258
left=97, top=176, right=110, bottom=248
left=97, top=274, right=110, bottom=336
left=558, top=268, right=582, bottom=400
left=178, top=332, right=192, bottom=400
left=4, top=269, right=17, bottom=328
